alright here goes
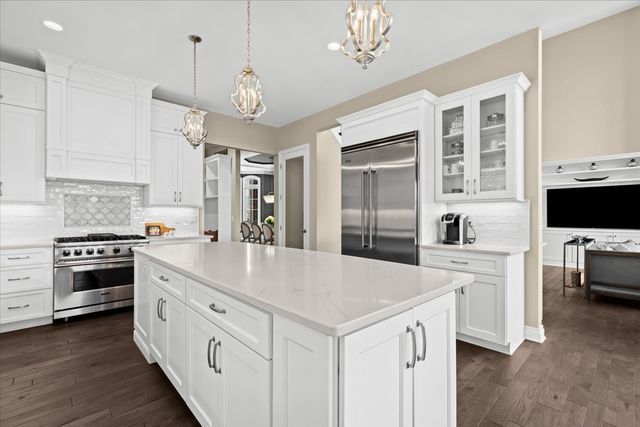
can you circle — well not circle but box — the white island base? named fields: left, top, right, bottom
left=133, top=243, right=472, bottom=427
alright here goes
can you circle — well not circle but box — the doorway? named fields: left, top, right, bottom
left=278, top=144, right=309, bottom=249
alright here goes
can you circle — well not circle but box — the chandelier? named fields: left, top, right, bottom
left=340, top=0, right=393, bottom=69
left=231, top=0, right=266, bottom=124
left=181, top=35, right=208, bottom=148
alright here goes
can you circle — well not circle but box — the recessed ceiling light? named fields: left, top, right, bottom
left=327, top=42, right=341, bottom=51
left=43, top=20, right=63, bottom=31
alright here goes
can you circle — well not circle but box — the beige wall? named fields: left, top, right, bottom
left=204, top=111, right=279, bottom=154
left=315, top=130, right=342, bottom=254
left=275, top=29, right=543, bottom=329
left=542, top=6, right=640, bottom=161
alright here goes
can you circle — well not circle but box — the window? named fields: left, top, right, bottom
left=242, top=175, right=261, bottom=224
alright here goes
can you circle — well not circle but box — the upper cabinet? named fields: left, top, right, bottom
left=40, top=51, right=157, bottom=184
left=146, top=101, right=204, bottom=207
left=0, top=62, right=46, bottom=203
left=435, top=74, right=530, bottom=202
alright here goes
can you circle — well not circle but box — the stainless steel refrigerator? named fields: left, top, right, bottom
left=341, top=131, right=419, bottom=265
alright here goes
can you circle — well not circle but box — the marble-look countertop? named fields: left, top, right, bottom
left=421, top=242, right=529, bottom=256
left=0, top=240, right=54, bottom=250
left=135, top=242, right=473, bottom=337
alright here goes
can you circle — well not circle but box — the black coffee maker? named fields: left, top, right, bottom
left=440, top=213, right=471, bottom=244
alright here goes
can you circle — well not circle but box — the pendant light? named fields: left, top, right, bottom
left=340, top=0, right=393, bottom=69
left=231, top=0, right=266, bottom=123
left=181, top=35, right=208, bottom=148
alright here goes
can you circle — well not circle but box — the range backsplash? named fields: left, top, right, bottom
left=0, top=181, right=199, bottom=241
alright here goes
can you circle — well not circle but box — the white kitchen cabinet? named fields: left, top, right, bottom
left=435, top=74, right=529, bottom=202
left=146, top=101, right=204, bottom=207
left=204, top=154, right=233, bottom=241
left=422, top=248, right=525, bottom=354
left=133, top=257, right=151, bottom=361
left=0, top=63, right=46, bottom=110
left=148, top=282, right=187, bottom=394
left=185, top=308, right=271, bottom=427
left=151, top=100, right=185, bottom=134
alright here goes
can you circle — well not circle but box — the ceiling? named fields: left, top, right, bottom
left=1, top=1, right=637, bottom=127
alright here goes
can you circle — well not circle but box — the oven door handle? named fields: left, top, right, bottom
left=55, top=258, right=135, bottom=268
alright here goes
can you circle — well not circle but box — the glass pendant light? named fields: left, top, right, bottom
left=340, top=0, right=393, bottom=69
left=181, top=35, right=208, bottom=148
left=231, top=0, right=266, bottom=123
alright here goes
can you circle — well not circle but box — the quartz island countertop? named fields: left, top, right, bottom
left=135, top=242, right=473, bottom=337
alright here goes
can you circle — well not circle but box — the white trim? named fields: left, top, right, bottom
left=133, top=330, right=154, bottom=364
left=336, top=90, right=437, bottom=125
left=0, top=316, right=51, bottom=333
left=435, top=73, right=530, bottom=105
left=0, top=61, right=45, bottom=78
left=242, top=175, right=262, bottom=224
left=524, top=324, right=546, bottom=343
left=542, top=151, right=640, bottom=168
left=456, top=333, right=523, bottom=356
left=278, top=144, right=310, bottom=249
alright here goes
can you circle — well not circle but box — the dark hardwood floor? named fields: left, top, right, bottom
left=0, top=266, right=638, bottom=426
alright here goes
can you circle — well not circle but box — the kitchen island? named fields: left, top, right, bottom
left=133, top=242, right=473, bottom=427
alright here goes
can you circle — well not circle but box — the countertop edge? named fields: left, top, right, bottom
left=135, top=250, right=473, bottom=337
left=420, top=243, right=530, bottom=256
left=0, top=240, right=54, bottom=250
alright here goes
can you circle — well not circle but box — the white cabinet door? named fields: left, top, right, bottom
left=178, top=140, right=203, bottom=206
left=164, top=291, right=186, bottom=395
left=413, top=293, right=456, bottom=427
left=186, top=308, right=223, bottom=427
left=148, top=283, right=166, bottom=365
left=0, top=68, right=45, bottom=110
left=151, top=103, right=182, bottom=134
left=0, top=104, right=45, bottom=202
left=218, top=323, right=271, bottom=427
left=134, top=259, right=150, bottom=343
left=459, top=274, right=506, bottom=345
left=148, top=131, right=178, bottom=205
left=341, top=310, right=413, bottom=427
left=435, top=98, right=472, bottom=201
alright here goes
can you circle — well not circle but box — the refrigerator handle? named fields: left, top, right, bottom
left=361, top=171, right=369, bottom=248
left=370, top=170, right=377, bottom=248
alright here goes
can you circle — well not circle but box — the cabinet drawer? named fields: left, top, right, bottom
left=1, top=289, right=52, bottom=324
left=0, top=247, right=51, bottom=267
left=421, top=250, right=505, bottom=276
left=187, top=279, right=272, bottom=359
left=0, top=265, right=52, bottom=294
left=149, top=262, right=186, bottom=302
left=0, top=68, right=45, bottom=110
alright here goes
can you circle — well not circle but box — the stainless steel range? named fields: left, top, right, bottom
left=53, top=233, right=149, bottom=319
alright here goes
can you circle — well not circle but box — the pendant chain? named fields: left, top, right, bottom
left=246, top=0, right=251, bottom=67
left=192, top=41, right=197, bottom=107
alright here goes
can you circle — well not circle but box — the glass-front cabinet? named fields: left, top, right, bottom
left=435, top=82, right=524, bottom=202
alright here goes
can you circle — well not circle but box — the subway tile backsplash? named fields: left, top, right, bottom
left=1, top=181, right=199, bottom=241
left=447, top=200, right=530, bottom=248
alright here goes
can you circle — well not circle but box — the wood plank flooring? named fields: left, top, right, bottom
left=0, top=266, right=638, bottom=426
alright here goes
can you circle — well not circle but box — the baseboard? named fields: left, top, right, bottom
left=524, top=324, right=546, bottom=343
left=456, top=333, right=523, bottom=355
left=0, top=316, right=52, bottom=333
left=133, top=329, right=154, bottom=364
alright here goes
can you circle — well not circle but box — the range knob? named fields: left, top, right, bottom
left=62, top=249, right=71, bottom=256
left=128, top=247, right=134, bottom=253
left=96, top=248, right=105, bottom=254
left=85, top=248, right=95, bottom=255
left=73, top=249, right=82, bottom=256
left=112, top=247, right=121, bottom=254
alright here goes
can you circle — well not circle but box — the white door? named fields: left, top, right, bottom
left=471, top=87, right=515, bottom=200
left=218, top=325, right=271, bottom=427
left=134, top=259, right=150, bottom=342
left=185, top=308, right=223, bottom=427
left=149, top=131, right=178, bottom=205
left=178, top=140, right=203, bottom=206
left=0, top=104, right=45, bottom=202
left=341, top=310, right=413, bottom=427
left=413, top=293, right=456, bottom=427
left=148, top=283, right=166, bottom=365
left=164, top=292, right=186, bottom=395
left=435, top=98, right=472, bottom=202
left=459, top=274, right=506, bottom=345
left=278, top=144, right=310, bottom=249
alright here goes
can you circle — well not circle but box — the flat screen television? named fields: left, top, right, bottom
left=546, top=184, right=640, bottom=230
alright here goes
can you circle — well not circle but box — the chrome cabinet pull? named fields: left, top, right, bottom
left=207, top=337, right=215, bottom=368
left=161, top=299, right=166, bottom=322
left=174, top=191, right=177, bottom=202
left=465, top=179, right=469, bottom=195
left=212, top=340, right=222, bottom=374
left=7, top=256, right=29, bottom=260
left=450, top=260, right=469, bottom=265
left=416, top=321, right=427, bottom=362
left=208, top=302, right=226, bottom=314
left=7, top=276, right=30, bottom=282
left=461, top=286, right=465, bottom=295
left=158, top=275, right=169, bottom=282
left=100, top=291, right=111, bottom=296
left=406, top=326, right=417, bottom=369
left=473, top=178, right=477, bottom=195
left=179, top=192, right=182, bottom=202
left=7, top=304, right=29, bottom=310
left=157, top=298, right=162, bottom=319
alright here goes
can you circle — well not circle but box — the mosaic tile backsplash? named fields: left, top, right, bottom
left=1, top=181, right=199, bottom=241
left=64, top=194, right=131, bottom=227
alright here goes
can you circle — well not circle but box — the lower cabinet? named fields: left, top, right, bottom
left=185, top=308, right=271, bottom=427
left=458, top=274, right=506, bottom=345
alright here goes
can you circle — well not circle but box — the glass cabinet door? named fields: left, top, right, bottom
left=435, top=99, right=471, bottom=201
left=472, top=88, right=514, bottom=199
